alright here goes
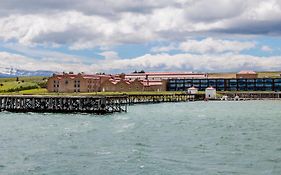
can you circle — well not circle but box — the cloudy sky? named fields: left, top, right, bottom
left=1, top=0, right=281, bottom=73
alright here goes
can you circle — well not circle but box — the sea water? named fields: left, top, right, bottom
left=0, top=101, right=281, bottom=175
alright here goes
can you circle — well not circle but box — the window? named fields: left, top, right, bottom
left=177, top=84, right=184, bottom=87
left=184, top=79, right=192, bottom=83
left=193, top=80, right=200, bottom=83
left=208, top=82, right=216, bottom=88
left=176, top=79, right=184, bottom=83
left=217, top=80, right=224, bottom=87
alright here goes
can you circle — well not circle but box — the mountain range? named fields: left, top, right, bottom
left=0, top=67, right=55, bottom=77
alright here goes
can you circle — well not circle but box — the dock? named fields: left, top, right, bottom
left=127, top=94, right=202, bottom=104
left=0, top=94, right=203, bottom=114
left=0, top=95, right=128, bottom=114
left=219, top=92, right=281, bottom=100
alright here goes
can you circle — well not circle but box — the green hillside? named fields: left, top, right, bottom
left=0, top=76, right=48, bottom=94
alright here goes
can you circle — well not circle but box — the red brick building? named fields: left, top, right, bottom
left=47, top=73, right=111, bottom=93
left=47, top=72, right=168, bottom=92
left=236, top=71, right=258, bottom=79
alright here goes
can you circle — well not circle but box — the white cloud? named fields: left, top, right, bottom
left=151, top=43, right=177, bottom=53
left=0, top=0, right=281, bottom=75
left=261, top=45, right=273, bottom=52
left=3, top=43, right=86, bottom=64
left=90, top=53, right=281, bottom=72
left=0, top=0, right=281, bottom=49
left=2, top=50, right=281, bottom=73
left=151, top=38, right=256, bottom=54
left=179, top=38, right=256, bottom=54
left=0, top=51, right=91, bottom=73
left=99, top=51, right=120, bottom=60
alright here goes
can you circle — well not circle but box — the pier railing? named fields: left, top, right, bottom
left=127, top=94, right=200, bottom=104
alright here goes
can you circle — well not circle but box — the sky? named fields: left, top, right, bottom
left=1, top=0, right=281, bottom=73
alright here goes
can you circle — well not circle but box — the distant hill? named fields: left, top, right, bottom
left=0, top=67, right=54, bottom=77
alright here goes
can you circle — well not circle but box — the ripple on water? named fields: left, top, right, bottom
left=0, top=101, right=281, bottom=175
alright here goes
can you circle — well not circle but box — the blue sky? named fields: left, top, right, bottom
left=1, top=0, right=281, bottom=73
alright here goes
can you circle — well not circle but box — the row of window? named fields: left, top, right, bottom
left=168, top=78, right=281, bottom=91
left=169, top=78, right=281, bottom=83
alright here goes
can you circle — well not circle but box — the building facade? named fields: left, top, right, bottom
left=47, top=73, right=168, bottom=93
left=236, top=71, right=258, bottom=79
left=101, top=79, right=144, bottom=92
left=168, top=78, right=281, bottom=91
left=47, top=73, right=111, bottom=93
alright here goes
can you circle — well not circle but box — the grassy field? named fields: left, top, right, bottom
left=208, top=71, right=281, bottom=78
left=257, top=71, right=281, bottom=78
left=208, top=73, right=236, bottom=78
left=0, top=76, right=47, bottom=94
left=0, top=76, right=46, bottom=83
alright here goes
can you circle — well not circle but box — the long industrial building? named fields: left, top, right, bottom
left=168, top=78, right=281, bottom=91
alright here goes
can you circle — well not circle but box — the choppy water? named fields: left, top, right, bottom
left=0, top=101, right=281, bottom=175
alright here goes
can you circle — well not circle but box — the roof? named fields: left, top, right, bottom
left=188, top=87, right=198, bottom=90
left=126, top=72, right=206, bottom=76
left=53, top=73, right=111, bottom=79
left=237, top=71, right=257, bottom=74
left=141, top=80, right=163, bottom=86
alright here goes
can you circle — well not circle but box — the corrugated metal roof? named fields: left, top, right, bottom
left=237, top=71, right=257, bottom=74
left=126, top=72, right=205, bottom=76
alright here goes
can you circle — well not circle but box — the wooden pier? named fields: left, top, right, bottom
left=0, top=95, right=128, bottom=114
left=127, top=94, right=202, bottom=104
left=0, top=93, right=203, bottom=114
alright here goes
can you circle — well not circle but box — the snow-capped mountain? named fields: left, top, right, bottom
left=0, top=67, right=55, bottom=77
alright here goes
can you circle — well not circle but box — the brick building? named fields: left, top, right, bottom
left=101, top=78, right=144, bottom=92
left=47, top=73, right=111, bottom=93
left=47, top=72, right=168, bottom=92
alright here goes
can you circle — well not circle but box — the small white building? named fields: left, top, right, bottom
left=187, top=87, right=198, bottom=94
left=205, top=87, right=216, bottom=99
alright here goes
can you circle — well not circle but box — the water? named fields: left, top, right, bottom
left=0, top=101, right=281, bottom=175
